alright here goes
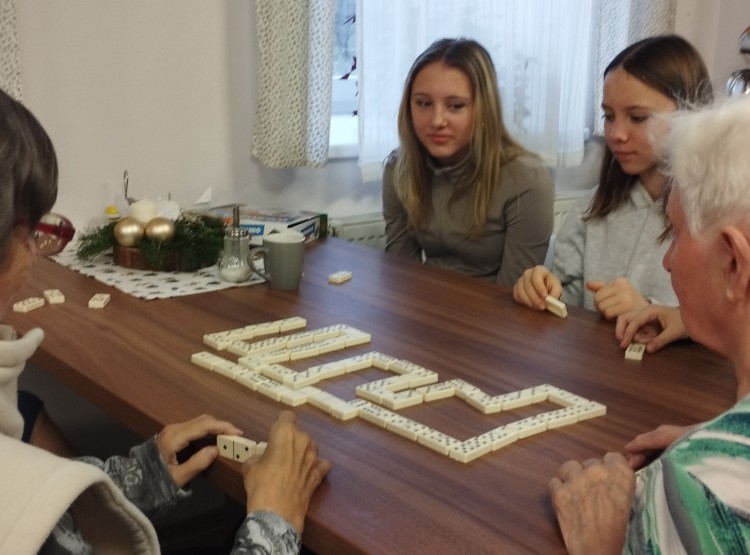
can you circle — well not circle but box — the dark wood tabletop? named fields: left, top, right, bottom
left=7, top=238, right=737, bottom=555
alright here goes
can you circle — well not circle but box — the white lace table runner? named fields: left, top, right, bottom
left=51, top=247, right=264, bottom=300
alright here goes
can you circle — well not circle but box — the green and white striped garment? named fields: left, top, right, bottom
left=625, top=394, right=750, bottom=554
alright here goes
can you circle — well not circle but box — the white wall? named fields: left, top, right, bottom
left=15, top=1, right=750, bottom=231
left=675, top=0, right=750, bottom=93
left=17, top=1, right=381, bottom=230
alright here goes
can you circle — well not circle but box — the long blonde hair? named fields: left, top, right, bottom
left=393, top=38, right=530, bottom=237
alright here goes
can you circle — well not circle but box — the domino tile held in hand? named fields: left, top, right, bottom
left=625, top=342, right=646, bottom=361
left=544, top=295, right=568, bottom=318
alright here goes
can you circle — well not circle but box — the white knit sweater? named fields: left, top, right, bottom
left=0, top=325, right=160, bottom=554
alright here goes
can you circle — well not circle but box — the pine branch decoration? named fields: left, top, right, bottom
left=76, top=213, right=225, bottom=272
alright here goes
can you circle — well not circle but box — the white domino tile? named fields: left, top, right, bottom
left=13, top=297, right=45, bottom=313
left=42, top=289, right=65, bottom=304
left=478, top=425, right=520, bottom=451
left=88, top=293, right=110, bottom=309
left=277, top=317, right=307, bottom=332
left=415, top=382, right=457, bottom=402
left=515, top=414, right=550, bottom=439
left=330, top=400, right=362, bottom=421
left=545, top=407, right=581, bottom=429
left=386, top=416, right=431, bottom=441
left=213, top=360, right=252, bottom=380
left=449, top=435, right=493, bottom=463
left=193, top=317, right=608, bottom=464
left=417, top=429, right=462, bottom=456
left=625, top=342, right=646, bottom=361
left=380, top=389, right=424, bottom=410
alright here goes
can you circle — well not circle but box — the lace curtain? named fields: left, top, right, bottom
left=357, top=0, right=596, bottom=181
left=250, top=0, right=675, bottom=174
left=0, top=0, right=21, bottom=100
left=593, top=0, right=676, bottom=135
left=251, top=0, right=334, bottom=168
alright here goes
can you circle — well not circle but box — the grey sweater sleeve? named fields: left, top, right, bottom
left=496, top=159, right=554, bottom=287
left=76, top=436, right=187, bottom=519
left=551, top=191, right=591, bottom=307
left=382, top=156, right=422, bottom=260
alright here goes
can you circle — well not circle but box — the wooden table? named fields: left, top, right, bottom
left=8, top=238, right=736, bottom=554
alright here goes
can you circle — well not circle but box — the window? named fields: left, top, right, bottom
left=356, top=1, right=596, bottom=180
left=330, top=0, right=358, bottom=159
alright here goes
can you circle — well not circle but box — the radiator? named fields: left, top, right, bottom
left=330, top=194, right=583, bottom=252
left=329, top=213, right=387, bottom=250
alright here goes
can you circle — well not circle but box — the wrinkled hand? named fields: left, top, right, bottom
left=157, top=414, right=242, bottom=488
left=624, top=424, right=697, bottom=470
left=512, top=265, right=563, bottom=310
left=548, top=452, right=635, bottom=555
left=615, top=305, right=688, bottom=353
left=242, top=411, right=331, bottom=533
left=586, top=277, right=649, bottom=320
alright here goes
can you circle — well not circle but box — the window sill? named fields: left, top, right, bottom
left=329, top=114, right=358, bottom=160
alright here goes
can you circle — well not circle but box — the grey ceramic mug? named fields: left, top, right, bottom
left=248, top=230, right=305, bottom=290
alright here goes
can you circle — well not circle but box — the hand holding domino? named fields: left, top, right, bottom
left=512, top=265, right=564, bottom=313
left=241, top=411, right=331, bottom=532
left=155, top=414, right=243, bottom=488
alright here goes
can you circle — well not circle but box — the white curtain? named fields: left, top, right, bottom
left=251, top=0, right=335, bottom=168
left=593, top=0, right=676, bottom=135
left=0, top=0, right=21, bottom=100
left=356, top=0, right=595, bottom=182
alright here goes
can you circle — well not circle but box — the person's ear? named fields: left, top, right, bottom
left=719, top=225, right=750, bottom=302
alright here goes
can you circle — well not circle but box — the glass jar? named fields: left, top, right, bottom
left=218, top=227, right=252, bottom=282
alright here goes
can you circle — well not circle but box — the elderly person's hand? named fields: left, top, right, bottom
left=156, top=414, right=243, bottom=488
left=512, top=265, right=563, bottom=310
left=616, top=305, right=688, bottom=353
left=242, top=411, right=331, bottom=533
left=624, top=424, right=697, bottom=470
left=548, top=452, right=635, bottom=555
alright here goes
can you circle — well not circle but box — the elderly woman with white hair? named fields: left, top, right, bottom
left=548, top=96, right=750, bottom=554
left=0, top=88, right=330, bottom=554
